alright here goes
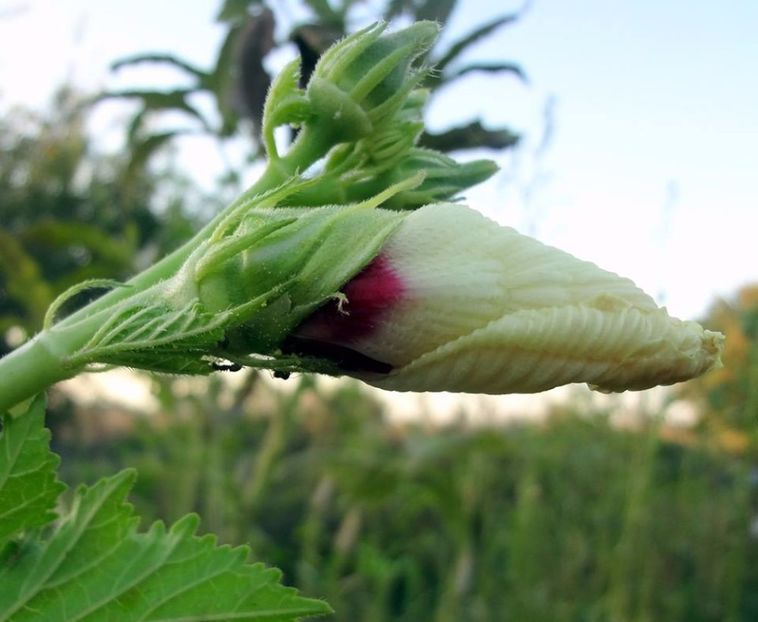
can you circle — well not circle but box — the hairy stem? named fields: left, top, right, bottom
left=0, top=312, right=111, bottom=413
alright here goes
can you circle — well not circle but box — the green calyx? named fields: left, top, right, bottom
left=381, top=150, right=499, bottom=209
left=189, top=176, right=419, bottom=356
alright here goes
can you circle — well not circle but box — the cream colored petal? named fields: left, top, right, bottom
left=366, top=303, right=724, bottom=395
left=353, top=203, right=659, bottom=368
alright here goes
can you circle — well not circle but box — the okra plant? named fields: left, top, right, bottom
left=0, top=21, right=723, bottom=621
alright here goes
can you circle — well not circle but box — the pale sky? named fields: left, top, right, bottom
left=1, top=0, right=756, bottom=322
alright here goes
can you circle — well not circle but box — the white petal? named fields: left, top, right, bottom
left=367, top=304, right=724, bottom=394
left=345, top=203, right=723, bottom=394
left=353, top=203, right=658, bottom=367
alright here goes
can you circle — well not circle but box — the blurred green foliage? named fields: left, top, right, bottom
left=679, top=286, right=758, bottom=443
left=0, top=89, right=203, bottom=352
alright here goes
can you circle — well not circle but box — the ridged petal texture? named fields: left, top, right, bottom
left=351, top=203, right=723, bottom=394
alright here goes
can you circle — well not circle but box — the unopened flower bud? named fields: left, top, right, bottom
left=305, top=21, right=438, bottom=145
left=289, top=203, right=724, bottom=394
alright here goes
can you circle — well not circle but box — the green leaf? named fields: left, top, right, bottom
left=414, top=0, right=457, bottom=24
left=383, top=0, right=409, bottom=20
left=419, top=120, right=520, bottom=153
left=209, top=25, right=246, bottom=136
left=432, top=61, right=527, bottom=89
left=0, top=468, right=332, bottom=621
left=234, top=8, right=276, bottom=135
left=111, top=53, right=210, bottom=84
left=383, top=0, right=457, bottom=23
left=0, top=394, right=64, bottom=548
left=124, top=131, right=185, bottom=186
left=216, top=0, right=263, bottom=24
left=94, top=89, right=212, bottom=132
left=302, top=0, right=342, bottom=26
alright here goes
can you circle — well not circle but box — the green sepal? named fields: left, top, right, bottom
left=217, top=201, right=408, bottom=354
left=380, top=149, right=499, bottom=208
left=261, top=58, right=311, bottom=159
left=67, top=278, right=295, bottom=375
left=334, top=21, right=438, bottom=116
left=276, top=147, right=497, bottom=211
left=306, top=77, right=373, bottom=145
left=43, top=279, right=129, bottom=329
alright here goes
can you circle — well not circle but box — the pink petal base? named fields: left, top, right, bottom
left=298, top=254, right=405, bottom=344
left=284, top=254, right=405, bottom=373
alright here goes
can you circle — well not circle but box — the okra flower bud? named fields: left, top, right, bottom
left=262, top=22, right=438, bottom=164
left=307, top=21, right=438, bottom=143
left=289, top=203, right=724, bottom=394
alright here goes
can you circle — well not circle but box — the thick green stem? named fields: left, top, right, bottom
left=0, top=311, right=109, bottom=413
